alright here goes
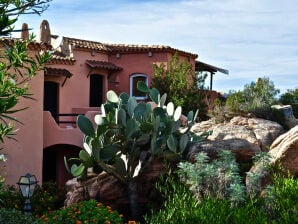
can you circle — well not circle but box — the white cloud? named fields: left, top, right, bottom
left=14, top=0, right=298, bottom=93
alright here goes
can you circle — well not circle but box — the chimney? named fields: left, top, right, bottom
left=20, top=23, right=29, bottom=39
left=40, top=20, right=51, bottom=44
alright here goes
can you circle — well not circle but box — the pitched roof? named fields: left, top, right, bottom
left=105, top=43, right=198, bottom=58
left=49, top=54, right=76, bottom=65
left=62, top=36, right=197, bottom=58
left=86, top=60, right=122, bottom=71
left=63, top=37, right=110, bottom=52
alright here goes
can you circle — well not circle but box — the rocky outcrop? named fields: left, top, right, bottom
left=271, top=105, right=298, bottom=129
left=64, top=160, right=169, bottom=215
left=269, top=125, right=298, bottom=176
left=246, top=125, right=298, bottom=192
left=188, top=116, right=284, bottom=162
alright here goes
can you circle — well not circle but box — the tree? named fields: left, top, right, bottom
left=151, top=53, right=207, bottom=119
left=279, top=88, right=298, bottom=118
left=225, top=77, right=280, bottom=118
left=0, top=1, right=51, bottom=157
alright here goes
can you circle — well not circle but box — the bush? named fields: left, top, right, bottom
left=144, top=176, right=269, bottom=224
left=31, top=182, right=66, bottom=216
left=178, top=150, right=246, bottom=206
left=0, top=182, right=66, bottom=216
left=279, top=88, right=298, bottom=118
left=151, top=53, right=207, bottom=119
left=145, top=168, right=298, bottom=224
left=224, top=77, right=280, bottom=118
left=263, top=174, right=298, bottom=223
left=0, top=185, right=23, bottom=210
left=0, top=208, right=38, bottom=224
left=38, top=199, right=124, bottom=224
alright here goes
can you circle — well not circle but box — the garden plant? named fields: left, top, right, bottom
left=65, top=81, right=207, bottom=220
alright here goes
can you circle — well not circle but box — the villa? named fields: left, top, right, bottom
left=1, top=20, right=228, bottom=187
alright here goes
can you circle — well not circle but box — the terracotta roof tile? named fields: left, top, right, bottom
left=0, top=37, right=51, bottom=50
left=48, top=54, right=76, bottom=65
left=86, top=60, right=122, bottom=71
left=61, top=37, right=197, bottom=58
left=45, top=67, right=73, bottom=78
left=64, top=37, right=109, bottom=51
left=105, top=43, right=198, bottom=58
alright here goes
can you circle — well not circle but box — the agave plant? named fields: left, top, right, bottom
left=65, top=81, right=205, bottom=220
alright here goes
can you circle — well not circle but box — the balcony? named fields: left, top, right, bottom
left=43, top=109, right=100, bottom=149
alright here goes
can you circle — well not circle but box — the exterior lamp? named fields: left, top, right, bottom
left=17, top=173, right=38, bottom=213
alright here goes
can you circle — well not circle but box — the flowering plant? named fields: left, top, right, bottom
left=38, top=199, right=124, bottom=224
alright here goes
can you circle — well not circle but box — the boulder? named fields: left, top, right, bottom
left=64, top=160, right=169, bottom=216
left=188, top=116, right=284, bottom=163
left=271, top=105, right=298, bottom=129
left=246, top=125, right=298, bottom=192
left=268, top=125, right=298, bottom=176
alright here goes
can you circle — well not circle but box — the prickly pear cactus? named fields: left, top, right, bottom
left=65, top=81, right=203, bottom=182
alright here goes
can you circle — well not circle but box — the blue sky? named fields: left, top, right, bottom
left=14, top=0, right=298, bottom=94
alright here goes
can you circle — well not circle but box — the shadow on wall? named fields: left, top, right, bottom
left=43, top=144, right=81, bottom=188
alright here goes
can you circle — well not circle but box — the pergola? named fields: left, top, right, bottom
left=195, top=60, right=229, bottom=90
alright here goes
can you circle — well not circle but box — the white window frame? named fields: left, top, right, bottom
left=130, top=74, right=148, bottom=100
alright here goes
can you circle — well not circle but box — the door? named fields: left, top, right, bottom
left=89, top=74, right=103, bottom=107
left=44, top=81, right=58, bottom=120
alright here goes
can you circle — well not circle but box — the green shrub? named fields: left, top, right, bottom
left=279, top=88, right=298, bottom=118
left=0, top=208, right=38, bottom=224
left=263, top=174, right=298, bottom=223
left=224, top=77, right=280, bottom=118
left=144, top=176, right=269, bottom=224
left=178, top=150, right=246, bottom=206
left=152, top=53, right=207, bottom=119
left=38, top=199, right=124, bottom=224
left=0, top=182, right=66, bottom=216
left=0, top=185, right=23, bottom=210
left=31, top=182, right=66, bottom=216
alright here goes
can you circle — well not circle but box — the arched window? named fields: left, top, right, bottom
left=130, top=74, right=148, bottom=100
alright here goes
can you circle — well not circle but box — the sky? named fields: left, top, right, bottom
left=14, top=0, right=298, bottom=94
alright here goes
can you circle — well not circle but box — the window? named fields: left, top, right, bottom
left=130, top=74, right=148, bottom=100
left=90, top=74, right=103, bottom=107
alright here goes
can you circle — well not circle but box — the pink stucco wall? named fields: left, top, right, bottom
left=2, top=70, right=44, bottom=185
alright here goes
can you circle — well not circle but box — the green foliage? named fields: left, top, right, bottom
left=0, top=185, right=23, bottom=210
left=0, top=182, right=66, bottom=216
left=151, top=53, right=207, bottom=118
left=208, top=98, right=230, bottom=123
left=145, top=164, right=298, bottom=224
left=30, top=182, right=66, bottom=216
left=0, top=208, right=38, bottom=224
left=65, top=82, right=201, bottom=182
left=246, top=152, right=271, bottom=197
left=37, top=199, right=124, bottom=224
left=0, top=35, right=52, bottom=144
left=178, top=150, right=246, bottom=206
left=65, top=82, right=206, bottom=220
left=144, top=176, right=269, bottom=224
left=279, top=88, right=298, bottom=104
left=0, top=0, right=52, bottom=175
left=225, top=77, right=280, bottom=118
left=0, top=0, right=51, bottom=35
left=263, top=174, right=298, bottom=223
left=279, top=88, right=298, bottom=117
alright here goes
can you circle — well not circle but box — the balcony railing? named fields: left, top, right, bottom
left=52, top=113, right=83, bottom=124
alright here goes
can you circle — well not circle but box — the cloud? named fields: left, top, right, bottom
left=14, top=0, right=298, bottom=93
